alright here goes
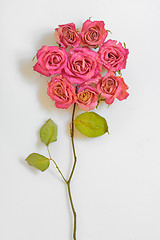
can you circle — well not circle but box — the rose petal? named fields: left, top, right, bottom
left=33, top=62, right=51, bottom=77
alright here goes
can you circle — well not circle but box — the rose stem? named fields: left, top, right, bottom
left=47, top=146, right=67, bottom=183
left=67, top=102, right=77, bottom=240
left=47, top=103, right=77, bottom=239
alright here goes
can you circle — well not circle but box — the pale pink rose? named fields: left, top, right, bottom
left=80, top=20, right=108, bottom=47
left=97, top=72, right=129, bottom=104
left=63, top=47, right=102, bottom=84
left=55, top=23, right=80, bottom=48
left=98, top=40, right=129, bottom=71
left=47, top=75, right=75, bottom=109
left=33, top=45, right=67, bottom=77
left=76, top=85, right=99, bottom=111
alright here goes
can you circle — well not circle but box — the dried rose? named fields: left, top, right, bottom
left=55, top=23, right=80, bottom=48
left=33, top=45, right=67, bottom=77
left=63, top=47, right=102, bottom=84
left=47, top=75, right=75, bottom=109
left=76, top=85, right=99, bottom=111
left=80, top=20, right=108, bottom=47
left=98, top=40, right=129, bottom=71
left=97, top=72, right=129, bottom=104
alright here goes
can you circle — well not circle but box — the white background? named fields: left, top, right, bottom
left=0, top=0, right=160, bottom=239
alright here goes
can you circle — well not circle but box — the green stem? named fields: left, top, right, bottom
left=67, top=103, right=77, bottom=240
left=48, top=103, right=77, bottom=239
left=68, top=103, right=77, bottom=183
left=67, top=182, right=77, bottom=240
left=47, top=146, right=67, bottom=183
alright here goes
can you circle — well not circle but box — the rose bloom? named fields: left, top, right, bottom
left=55, top=23, right=80, bottom=48
left=33, top=45, right=67, bottom=77
left=63, top=47, right=102, bottom=84
left=80, top=20, right=108, bottom=47
left=97, top=72, right=129, bottom=104
left=76, top=85, right=99, bottom=111
left=98, top=40, right=129, bottom=71
left=47, top=75, right=75, bottom=109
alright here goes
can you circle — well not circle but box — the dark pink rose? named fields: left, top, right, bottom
left=98, top=40, right=129, bottom=71
left=63, top=47, right=102, bottom=84
left=55, top=23, right=80, bottom=48
left=47, top=75, right=75, bottom=109
left=97, top=72, right=129, bottom=104
left=80, top=20, right=108, bottom=47
left=33, top=45, right=67, bottom=77
left=76, top=85, right=99, bottom=111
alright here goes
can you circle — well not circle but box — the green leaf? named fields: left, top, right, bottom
left=74, top=112, right=108, bottom=138
left=117, top=70, right=122, bottom=76
left=32, top=55, right=36, bottom=61
left=40, top=118, right=57, bottom=146
left=106, top=29, right=112, bottom=34
left=25, top=153, right=50, bottom=172
left=56, top=42, right=61, bottom=47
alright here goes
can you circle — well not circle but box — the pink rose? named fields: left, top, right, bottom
left=98, top=40, right=129, bottom=71
left=63, top=47, right=102, bottom=84
left=97, top=72, right=129, bottom=104
left=33, top=45, right=67, bottom=77
left=55, top=23, right=80, bottom=48
left=76, top=85, right=99, bottom=111
left=80, top=20, right=108, bottom=47
left=47, top=75, right=75, bottom=109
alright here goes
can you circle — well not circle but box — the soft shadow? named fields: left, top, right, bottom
left=38, top=78, right=55, bottom=112
left=36, top=136, right=44, bottom=149
left=19, top=32, right=81, bottom=239
left=47, top=167, right=64, bottom=183
left=20, top=60, right=38, bottom=83
left=19, top=32, right=58, bottom=112
left=37, top=31, right=56, bottom=47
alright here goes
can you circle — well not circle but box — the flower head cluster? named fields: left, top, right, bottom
left=33, top=20, right=129, bottom=110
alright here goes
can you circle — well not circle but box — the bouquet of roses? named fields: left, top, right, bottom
left=25, top=19, right=129, bottom=240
